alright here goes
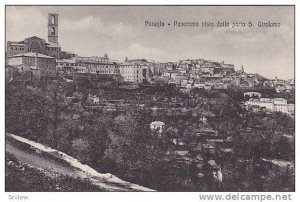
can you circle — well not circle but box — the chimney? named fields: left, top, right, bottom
left=125, top=57, right=128, bottom=62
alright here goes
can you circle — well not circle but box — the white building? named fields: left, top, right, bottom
left=244, top=92, right=262, bottom=98
left=8, top=52, right=56, bottom=77
left=287, top=104, right=295, bottom=115
left=88, top=94, right=100, bottom=105
left=119, top=63, right=148, bottom=83
left=245, top=97, right=294, bottom=115
left=150, top=121, right=165, bottom=133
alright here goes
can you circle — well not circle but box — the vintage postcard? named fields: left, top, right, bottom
left=5, top=5, right=294, bottom=194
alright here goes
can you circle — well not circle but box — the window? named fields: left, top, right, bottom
left=51, top=27, right=55, bottom=36
left=51, top=15, right=55, bottom=25
left=30, top=41, right=40, bottom=53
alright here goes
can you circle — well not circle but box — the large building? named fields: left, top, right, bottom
left=56, top=56, right=119, bottom=75
left=76, top=56, right=119, bottom=75
left=7, top=13, right=63, bottom=59
left=7, top=52, right=56, bottom=77
left=119, top=62, right=148, bottom=83
left=245, top=97, right=294, bottom=115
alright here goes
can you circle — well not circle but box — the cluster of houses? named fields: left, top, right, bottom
left=263, top=78, right=295, bottom=93
left=244, top=92, right=295, bottom=116
left=153, top=59, right=266, bottom=91
left=54, top=56, right=270, bottom=92
left=6, top=13, right=295, bottom=112
left=6, top=43, right=269, bottom=90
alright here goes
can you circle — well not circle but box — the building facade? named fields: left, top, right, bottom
left=245, top=97, right=294, bottom=115
left=6, top=13, right=63, bottom=59
left=75, top=57, right=119, bottom=75
left=8, top=52, right=56, bottom=77
left=119, top=63, right=148, bottom=83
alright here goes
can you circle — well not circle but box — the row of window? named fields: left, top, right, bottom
left=123, top=77, right=143, bottom=82
left=25, top=58, right=35, bottom=62
left=11, top=47, right=24, bottom=51
left=124, top=75, right=138, bottom=77
left=120, top=70, right=140, bottom=74
left=120, top=65, right=144, bottom=69
left=80, top=63, right=117, bottom=68
left=91, top=70, right=118, bottom=74
left=74, top=69, right=118, bottom=74
left=10, top=46, right=60, bottom=52
left=57, top=63, right=78, bottom=67
left=75, top=68, right=86, bottom=72
left=46, top=47, right=60, bottom=51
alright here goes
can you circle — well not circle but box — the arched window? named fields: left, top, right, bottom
left=51, top=27, right=55, bottom=35
left=30, top=41, right=40, bottom=53
left=51, top=15, right=55, bottom=24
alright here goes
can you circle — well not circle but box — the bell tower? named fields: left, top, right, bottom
left=48, top=13, right=58, bottom=44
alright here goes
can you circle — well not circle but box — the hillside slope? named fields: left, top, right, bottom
left=5, top=132, right=154, bottom=192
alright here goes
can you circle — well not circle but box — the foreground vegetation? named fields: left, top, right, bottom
left=5, top=76, right=295, bottom=191
left=5, top=153, right=103, bottom=192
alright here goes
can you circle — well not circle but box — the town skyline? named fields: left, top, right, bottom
left=5, top=6, right=295, bottom=194
left=6, top=6, right=294, bottom=79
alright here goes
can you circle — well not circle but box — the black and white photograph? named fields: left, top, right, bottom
left=4, top=4, right=295, bottom=195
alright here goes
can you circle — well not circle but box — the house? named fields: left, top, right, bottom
left=119, top=62, right=148, bottom=83
left=162, top=71, right=179, bottom=81
left=244, top=92, right=262, bottom=99
left=245, top=98, right=274, bottom=111
left=76, top=56, right=119, bottom=75
left=150, top=121, right=165, bottom=133
left=56, top=58, right=78, bottom=74
left=7, top=52, right=56, bottom=77
left=88, top=94, right=100, bottom=105
left=245, top=97, right=293, bottom=115
left=263, top=80, right=274, bottom=87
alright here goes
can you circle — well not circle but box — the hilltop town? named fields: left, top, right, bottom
left=5, top=13, right=295, bottom=192
left=6, top=13, right=295, bottom=116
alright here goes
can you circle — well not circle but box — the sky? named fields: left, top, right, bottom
left=6, top=6, right=294, bottom=79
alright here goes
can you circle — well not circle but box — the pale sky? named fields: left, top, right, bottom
left=6, top=6, right=294, bottom=79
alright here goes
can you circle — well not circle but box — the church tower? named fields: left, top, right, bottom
left=48, top=13, right=58, bottom=44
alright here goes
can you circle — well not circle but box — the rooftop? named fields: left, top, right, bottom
left=56, top=59, right=76, bottom=63
left=9, top=52, right=54, bottom=59
left=150, top=121, right=165, bottom=126
left=46, top=42, right=61, bottom=48
left=8, top=41, right=25, bottom=46
left=273, top=98, right=287, bottom=101
left=126, top=59, right=148, bottom=63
